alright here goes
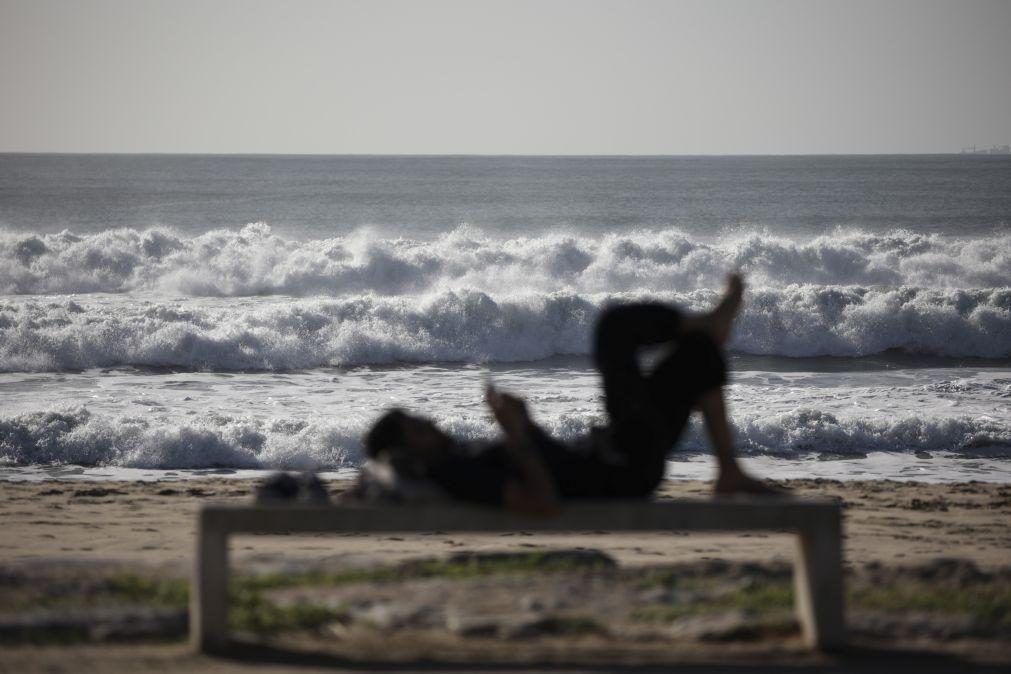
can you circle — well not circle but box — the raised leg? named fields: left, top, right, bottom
left=793, top=516, right=846, bottom=650
left=191, top=512, right=229, bottom=653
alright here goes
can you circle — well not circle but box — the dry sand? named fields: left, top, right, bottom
left=2, top=478, right=1009, bottom=572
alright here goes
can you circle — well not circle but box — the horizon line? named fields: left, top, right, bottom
left=0, top=151, right=997, bottom=158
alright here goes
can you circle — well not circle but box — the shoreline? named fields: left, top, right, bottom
left=4, top=451, right=1011, bottom=485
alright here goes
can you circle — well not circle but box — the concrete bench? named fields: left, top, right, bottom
left=191, top=498, right=844, bottom=654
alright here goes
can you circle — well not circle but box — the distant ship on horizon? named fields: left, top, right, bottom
left=960, top=144, right=1010, bottom=154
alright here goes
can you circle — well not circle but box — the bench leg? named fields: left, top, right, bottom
left=793, top=522, right=845, bottom=650
left=191, top=524, right=229, bottom=653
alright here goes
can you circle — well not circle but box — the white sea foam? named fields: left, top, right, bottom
left=1, top=224, right=1009, bottom=296
left=1, top=405, right=1007, bottom=470
left=0, top=285, right=1008, bottom=372
left=685, top=409, right=1011, bottom=456
left=0, top=407, right=362, bottom=470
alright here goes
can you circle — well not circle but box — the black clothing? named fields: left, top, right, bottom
left=425, top=303, right=727, bottom=505
left=425, top=441, right=517, bottom=506
left=591, top=303, right=727, bottom=496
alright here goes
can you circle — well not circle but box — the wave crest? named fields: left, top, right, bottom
left=1, top=406, right=1006, bottom=470
left=0, top=286, right=1007, bottom=372
left=2, top=224, right=1008, bottom=296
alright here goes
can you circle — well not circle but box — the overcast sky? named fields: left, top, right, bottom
left=1, top=0, right=1009, bottom=154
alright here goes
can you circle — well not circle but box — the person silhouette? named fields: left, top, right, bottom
left=364, top=274, right=777, bottom=515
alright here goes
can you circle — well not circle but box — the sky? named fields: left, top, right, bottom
left=1, top=0, right=1009, bottom=155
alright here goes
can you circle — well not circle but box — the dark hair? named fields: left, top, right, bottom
left=363, top=408, right=409, bottom=458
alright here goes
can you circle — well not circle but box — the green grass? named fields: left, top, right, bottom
left=631, top=580, right=795, bottom=623
left=635, top=568, right=690, bottom=591
left=236, top=551, right=614, bottom=592
left=6, top=573, right=190, bottom=612
left=228, top=587, right=347, bottom=636
left=849, top=585, right=1011, bottom=627
left=10, top=551, right=609, bottom=615
left=103, top=574, right=189, bottom=608
left=55, top=554, right=606, bottom=638
left=86, top=573, right=348, bottom=635
left=631, top=578, right=1011, bottom=630
left=8, top=561, right=1011, bottom=645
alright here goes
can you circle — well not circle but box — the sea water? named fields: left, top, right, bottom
left=1, top=154, right=1008, bottom=482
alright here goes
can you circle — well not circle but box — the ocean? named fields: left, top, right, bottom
left=1, top=154, right=1009, bottom=483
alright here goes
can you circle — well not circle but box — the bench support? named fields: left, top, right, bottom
left=191, top=523, right=229, bottom=653
left=794, top=521, right=845, bottom=649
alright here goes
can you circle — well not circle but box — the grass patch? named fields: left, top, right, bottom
left=631, top=580, right=794, bottom=623
left=236, top=568, right=396, bottom=591
left=93, top=574, right=348, bottom=636
left=0, top=573, right=191, bottom=645
left=636, top=568, right=687, bottom=591
left=229, top=587, right=347, bottom=636
left=237, top=551, right=613, bottom=591
left=12, top=550, right=609, bottom=614
left=3, top=571, right=345, bottom=642
left=225, top=552, right=612, bottom=638
left=632, top=577, right=1011, bottom=630
left=849, top=585, right=1011, bottom=627
left=12, top=561, right=1011, bottom=645
left=9, top=573, right=190, bottom=612
left=103, top=574, right=189, bottom=608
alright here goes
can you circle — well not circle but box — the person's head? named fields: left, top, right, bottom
left=363, top=408, right=453, bottom=469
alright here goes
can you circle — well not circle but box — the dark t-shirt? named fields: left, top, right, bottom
left=424, top=442, right=515, bottom=507
left=424, top=425, right=621, bottom=507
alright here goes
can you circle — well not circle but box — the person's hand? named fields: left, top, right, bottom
left=487, top=385, right=560, bottom=516
left=485, top=386, right=531, bottom=438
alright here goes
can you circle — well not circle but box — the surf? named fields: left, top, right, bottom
left=2, top=223, right=1008, bottom=296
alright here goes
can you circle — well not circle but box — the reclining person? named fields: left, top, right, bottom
left=363, top=275, right=776, bottom=515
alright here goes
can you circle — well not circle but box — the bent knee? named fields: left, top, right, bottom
left=593, top=303, right=665, bottom=359
left=655, top=332, right=727, bottom=392
left=593, top=306, right=632, bottom=363
left=594, top=305, right=631, bottom=342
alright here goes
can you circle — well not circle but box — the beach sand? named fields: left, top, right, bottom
left=3, top=478, right=1009, bottom=571
left=2, top=477, right=1010, bottom=672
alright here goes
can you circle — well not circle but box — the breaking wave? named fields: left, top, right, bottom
left=1, top=406, right=1007, bottom=470
left=2, top=223, right=1009, bottom=296
left=1, top=285, right=1008, bottom=372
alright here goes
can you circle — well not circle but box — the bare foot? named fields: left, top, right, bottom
left=706, top=273, right=744, bottom=346
left=714, top=470, right=786, bottom=497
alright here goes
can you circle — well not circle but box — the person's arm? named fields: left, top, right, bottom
left=698, top=388, right=782, bottom=495
left=485, top=387, right=560, bottom=516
